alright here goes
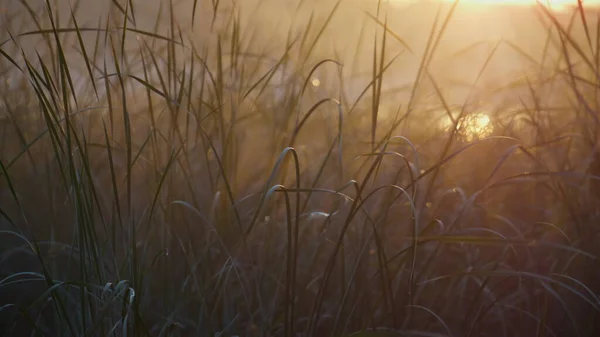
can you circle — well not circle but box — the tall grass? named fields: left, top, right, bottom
left=1, top=0, right=600, bottom=336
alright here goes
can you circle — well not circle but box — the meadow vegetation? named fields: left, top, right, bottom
left=1, top=0, right=600, bottom=336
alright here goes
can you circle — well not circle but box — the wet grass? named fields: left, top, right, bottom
left=1, top=0, right=600, bottom=336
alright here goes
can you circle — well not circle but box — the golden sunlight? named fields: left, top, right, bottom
left=391, top=0, right=600, bottom=11
left=440, top=112, right=494, bottom=141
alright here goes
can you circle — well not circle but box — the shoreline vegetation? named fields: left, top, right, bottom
left=1, top=0, right=600, bottom=336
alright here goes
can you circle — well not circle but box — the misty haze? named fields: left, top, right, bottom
left=1, top=1, right=600, bottom=336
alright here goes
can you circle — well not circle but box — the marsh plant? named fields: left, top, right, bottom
left=1, top=0, right=600, bottom=336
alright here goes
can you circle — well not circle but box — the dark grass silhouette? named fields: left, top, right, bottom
left=1, top=0, right=600, bottom=336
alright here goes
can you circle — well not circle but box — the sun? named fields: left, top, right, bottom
left=439, top=112, right=494, bottom=141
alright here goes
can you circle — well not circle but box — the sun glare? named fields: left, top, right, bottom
left=392, top=0, right=600, bottom=11
left=440, top=112, right=494, bottom=141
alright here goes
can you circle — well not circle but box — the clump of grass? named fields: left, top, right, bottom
left=1, top=0, right=600, bottom=336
